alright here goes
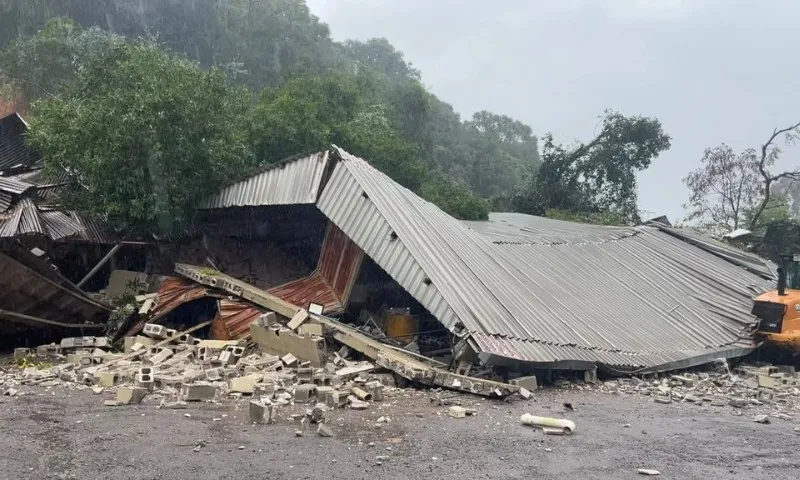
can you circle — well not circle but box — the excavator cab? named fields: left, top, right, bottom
left=752, top=254, right=800, bottom=349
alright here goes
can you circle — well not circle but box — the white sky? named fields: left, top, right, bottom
left=306, top=0, right=800, bottom=221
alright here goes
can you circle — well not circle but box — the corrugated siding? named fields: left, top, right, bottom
left=0, top=176, right=33, bottom=194
left=269, top=271, right=343, bottom=314
left=0, top=191, right=10, bottom=213
left=463, top=212, right=637, bottom=245
left=0, top=198, right=84, bottom=241
left=0, top=113, right=42, bottom=171
left=0, top=252, right=110, bottom=327
left=69, top=212, right=115, bottom=244
left=202, top=151, right=330, bottom=209
left=317, top=147, right=771, bottom=370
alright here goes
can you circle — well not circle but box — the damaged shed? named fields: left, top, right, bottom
left=198, top=146, right=774, bottom=374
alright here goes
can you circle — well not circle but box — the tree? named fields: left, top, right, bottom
left=419, top=173, right=488, bottom=220
left=515, top=110, right=671, bottom=223
left=28, top=41, right=253, bottom=235
left=747, top=121, right=800, bottom=231
left=683, top=144, right=761, bottom=236
left=0, top=18, right=124, bottom=104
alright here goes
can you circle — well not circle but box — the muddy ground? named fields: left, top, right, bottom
left=0, top=385, right=798, bottom=480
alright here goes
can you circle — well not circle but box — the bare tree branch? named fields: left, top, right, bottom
left=749, top=120, right=800, bottom=230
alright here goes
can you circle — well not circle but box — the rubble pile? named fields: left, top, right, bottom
left=1, top=324, right=397, bottom=421
left=585, top=363, right=800, bottom=418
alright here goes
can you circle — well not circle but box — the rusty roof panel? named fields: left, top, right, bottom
left=201, top=151, right=330, bottom=209
left=124, top=277, right=213, bottom=337
left=213, top=299, right=262, bottom=340
left=268, top=271, right=343, bottom=315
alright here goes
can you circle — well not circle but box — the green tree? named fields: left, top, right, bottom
left=419, top=173, right=488, bottom=220
left=0, top=17, right=124, bottom=103
left=28, top=41, right=253, bottom=235
left=515, top=110, right=671, bottom=224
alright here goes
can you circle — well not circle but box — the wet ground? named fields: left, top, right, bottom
left=0, top=385, right=798, bottom=480
left=0, top=387, right=800, bottom=480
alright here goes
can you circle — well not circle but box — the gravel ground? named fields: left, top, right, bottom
left=0, top=385, right=798, bottom=480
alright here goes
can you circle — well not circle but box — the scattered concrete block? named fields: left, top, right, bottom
left=315, top=386, right=336, bottom=406
left=204, top=367, right=223, bottom=381
left=229, top=374, right=260, bottom=394
left=178, top=334, right=196, bottom=345
left=250, top=400, right=270, bottom=424
left=298, top=322, right=323, bottom=337
left=249, top=323, right=326, bottom=367
left=103, top=400, right=121, bottom=407
left=759, top=375, right=776, bottom=389
left=448, top=406, right=467, bottom=418
left=518, top=387, right=532, bottom=399
left=294, top=384, right=316, bottom=402
left=143, top=323, right=168, bottom=340
left=97, top=372, right=117, bottom=387
left=365, top=381, right=384, bottom=401
left=116, top=387, right=148, bottom=405
left=584, top=368, right=599, bottom=384
left=13, top=348, right=33, bottom=360
left=654, top=397, right=672, bottom=404
left=182, top=383, right=217, bottom=401
left=348, top=397, right=369, bottom=410
left=257, top=312, right=277, bottom=327
left=281, top=353, right=298, bottom=367
left=510, top=375, right=538, bottom=391
left=165, top=328, right=178, bottom=339
left=146, top=348, right=174, bottom=365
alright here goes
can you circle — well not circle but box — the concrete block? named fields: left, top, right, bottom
left=178, top=334, right=196, bottom=345
left=250, top=401, right=268, bottom=424
left=97, top=372, right=117, bottom=387
left=584, top=368, right=598, bottom=384
left=758, top=375, right=776, bottom=389
left=135, top=372, right=154, bottom=390
left=182, top=383, right=217, bottom=401
left=249, top=323, right=326, bottom=367
left=296, top=367, right=314, bottom=384
left=281, top=353, right=298, bottom=367
left=13, top=348, right=33, bottom=360
left=60, top=337, right=76, bottom=349
left=314, top=386, right=335, bottom=406
left=510, top=375, right=538, bottom=391
left=257, top=312, right=277, bottom=327
left=117, top=387, right=148, bottom=405
left=317, top=423, right=333, bottom=437
left=365, top=381, right=384, bottom=401
left=294, top=384, right=316, bottom=402
left=146, top=348, right=174, bottom=365
left=94, top=337, right=110, bottom=348
left=165, top=328, right=178, bottom=339
left=229, top=374, right=261, bottom=394
left=142, top=323, right=168, bottom=340
left=204, top=367, right=223, bottom=382
left=218, top=350, right=234, bottom=365
left=298, top=322, right=323, bottom=337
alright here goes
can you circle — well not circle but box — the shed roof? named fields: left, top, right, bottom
left=316, top=147, right=771, bottom=372
left=0, top=113, right=41, bottom=171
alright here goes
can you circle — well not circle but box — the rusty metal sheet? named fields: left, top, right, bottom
left=0, top=251, right=110, bottom=331
left=268, top=271, right=343, bottom=315
left=318, top=223, right=364, bottom=305
left=123, top=277, right=214, bottom=337
left=212, top=299, right=263, bottom=340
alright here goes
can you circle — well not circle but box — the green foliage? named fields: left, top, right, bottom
left=543, top=208, right=625, bottom=226
left=0, top=17, right=125, bottom=102
left=515, top=110, right=671, bottom=224
left=28, top=41, right=253, bottom=235
left=419, top=173, right=489, bottom=220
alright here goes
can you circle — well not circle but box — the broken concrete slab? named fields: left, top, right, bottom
left=249, top=323, right=325, bottom=367
left=116, top=387, right=147, bottom=405
left=229, top=374, right=261, bottom=394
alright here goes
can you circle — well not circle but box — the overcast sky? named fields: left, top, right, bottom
left=306, top=0, right=800, bottom=221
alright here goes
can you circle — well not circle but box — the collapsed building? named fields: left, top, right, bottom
left=0, top=112, right=777, bottom=383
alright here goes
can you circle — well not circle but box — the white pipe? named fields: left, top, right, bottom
left=520, top=414, right=576, bottom=434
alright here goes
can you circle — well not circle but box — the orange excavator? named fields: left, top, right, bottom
left=752, top=255, right=800, bottom=350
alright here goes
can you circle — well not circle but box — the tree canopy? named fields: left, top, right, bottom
left=28, top=41, right=253, bottom=235
left=0, top=1, right=675, bottom=231
left=513, top=110, right=671, bottom=224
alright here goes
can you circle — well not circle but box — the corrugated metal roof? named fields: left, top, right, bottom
left=0, top=191, right=10, bottom=213
left=0, top=198, right=83, bottom=240
left=463, top=212, right=637, bottom=245
left=0, top=113, right=42, bottom=171
left=201, top=151, right=330, bottom=209
left=656, top=225, right=775, bottom=279
left=316, top=147, right=771, bottom=371
left=69, top=212, right=116, bottom=244
left=0, top=251, right=110, bottom=329
left=0, top=175, right=34, bottom=195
